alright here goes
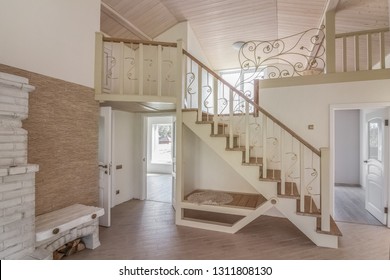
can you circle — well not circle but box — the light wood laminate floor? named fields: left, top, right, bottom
left=66, top=199, right=390, bottom=260
left=334, top=185, right=383, bottom=226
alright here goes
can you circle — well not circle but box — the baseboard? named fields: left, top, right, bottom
left=335, top=183, right=361, bottom=187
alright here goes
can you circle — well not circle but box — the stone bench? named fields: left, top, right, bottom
left=34, top=204, right=104, bottom=259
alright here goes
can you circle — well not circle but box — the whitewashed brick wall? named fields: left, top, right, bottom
left=0, top=72, right=38, bottom=260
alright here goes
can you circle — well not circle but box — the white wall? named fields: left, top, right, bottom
left=261, top=79, right=390, bottom=149
left=112, top=110, right=136, bottom=206
left=335, top=110, right=360, bottom=185
left=183, top=126, right=255, bottom=195
left=0, top=0, right=100, bottom=88
left=154, top=21, right=212, bottom=68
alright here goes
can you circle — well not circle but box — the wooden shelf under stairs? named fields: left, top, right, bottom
left=181, top=189, right=270, bottom=229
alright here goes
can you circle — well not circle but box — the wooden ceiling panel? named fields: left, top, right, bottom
left=336, top=0, right=389, bottom=33
left=101, top=0, right=389, bottom=70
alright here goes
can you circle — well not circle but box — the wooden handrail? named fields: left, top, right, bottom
left=183, top=49, right=321, bottom=157
left=335, top=27, right=389, bottom=39
left=103, top=37, right=178, bottom=48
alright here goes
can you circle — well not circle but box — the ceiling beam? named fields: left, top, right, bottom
left=101, top=2, right=152, bottom=41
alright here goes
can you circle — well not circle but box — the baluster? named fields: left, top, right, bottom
left=119, top=42, right=124, bottom=95
left=245, top=101, right=250, bottom=163
left=342, top=37, right=347, bottom=72
left=94, top=32, right=104, bottom=95
left=280, top=129, right=285, bottom=195
left=380, top=32, right=385, bottom=69
left=229, top=89, right=234, bottom=149
left=184, top=57, right=188, bottom=107
left=197, top=66, right=202, bottom=122
left=157, top=45, right=162, bottom=96
left=320, top=147, right=330, bottom=232
left=300, top=143, right=305, bottom=213
left=367, top=33, right=372, bottom=70
left=262, top=115, right=267, bottom=179
left=213, top=78, right=218, bottom=135
left=138, top=43, right=144, bottom=95
left=354, top=35, right=360, bottom=71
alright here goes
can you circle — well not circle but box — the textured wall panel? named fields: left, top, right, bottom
left=0, top=64, right=99, bottom=216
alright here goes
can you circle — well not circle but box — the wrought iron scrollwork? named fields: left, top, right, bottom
left=236, top=26, right=325, bottom=90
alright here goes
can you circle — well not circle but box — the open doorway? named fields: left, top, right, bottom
left=146, top=116, right=174, bottom=203
left=332, top=106, right=389, bottom=227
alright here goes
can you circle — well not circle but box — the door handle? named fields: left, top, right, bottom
left=364, top=160, right=368, bottom=163
left=99, top=164, right=108, bottom=168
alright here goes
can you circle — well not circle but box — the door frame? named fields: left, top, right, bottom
left=141, top=113, right=175, bottom=203
left=98, top=106, right=112, bottom=227
left=330, top=102, right=390, bottom=227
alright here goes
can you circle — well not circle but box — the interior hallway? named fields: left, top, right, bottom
left=146, top=173, right=172, bottom=203
left=334, top=184, right=383, bottom=226
left=66, top=199, right=390, bottom=260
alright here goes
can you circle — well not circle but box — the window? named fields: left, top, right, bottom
left=151, top=123, right=172, bottom=164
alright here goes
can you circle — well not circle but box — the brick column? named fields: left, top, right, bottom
left=0, top=72, right=39, bottom=260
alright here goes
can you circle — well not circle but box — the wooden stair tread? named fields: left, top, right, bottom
left=296, top=195, right=321, bottom=217
left=259, top=169, right=281, bottom=182
left=183, top=209, right=244, bottom=227
left=242, top=157, right=263, bottom=166
left=316, top=216, right=342, bottom=236
left=277, top=182, right=299, bottom=198
left=184, top=189, right=267, bottom=210
left=211, top=133, right=239, bottom=138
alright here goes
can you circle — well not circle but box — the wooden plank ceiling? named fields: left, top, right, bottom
left=101, top=0, right=389, bottom=70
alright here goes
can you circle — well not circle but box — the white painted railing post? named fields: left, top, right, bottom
left=175, top=40, right=184, bottom=222
left=325, top=10, right=336, bottom=73
left=245, top=102, right=250, bottom=163
left=94, top=32, right=104, bottom=95
left=367, top=33, right=372, bottom=70
left=229, top=89, right=234, bottom=149
left=119, top=42, right=125, bottom=95
left=262, top=116, right=268, bottom=179
left=342, top=36, right=347, bottom=72
left=213, top=77, right=218, bottom=135
left=197, top=66, right=203, bottom=122
left=280, top=130, right=285, bottom=195
left=320, top=147, right=330, bottom=232
left=380, top=31, right=386, bottom=69
left=354, top=35, right=360, bottom=71
left=157, top=44, right=162, bottom=96
left=138, top=43, right=144, bottom=95
left=300, top=143, right=305, bottom=212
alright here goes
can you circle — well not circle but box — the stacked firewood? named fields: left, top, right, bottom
left=53, top=239, right=86, bottom=260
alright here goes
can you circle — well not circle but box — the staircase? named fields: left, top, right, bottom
left=93, top=31, right=351, bottom=249
left=181, top=110, right=341, bottom=248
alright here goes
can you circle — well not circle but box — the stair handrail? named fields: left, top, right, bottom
left=183, top=49, right=321, bottom=157
left=103, top=36, right=178, bottom=48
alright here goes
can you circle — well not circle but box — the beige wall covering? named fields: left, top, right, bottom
left=0, top=64, right=99, bottom=216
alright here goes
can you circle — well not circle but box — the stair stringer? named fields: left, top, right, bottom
left=183, top=111, right=339, bottom=248
left=274, top=199, right=338, bottom=248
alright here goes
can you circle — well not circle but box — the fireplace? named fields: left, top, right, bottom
left=0, top=72, right=39, bottom=259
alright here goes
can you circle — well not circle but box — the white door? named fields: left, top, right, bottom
left=98, top=107, right=112, bottom=227
left=365, top=109, right=388, bottom=225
